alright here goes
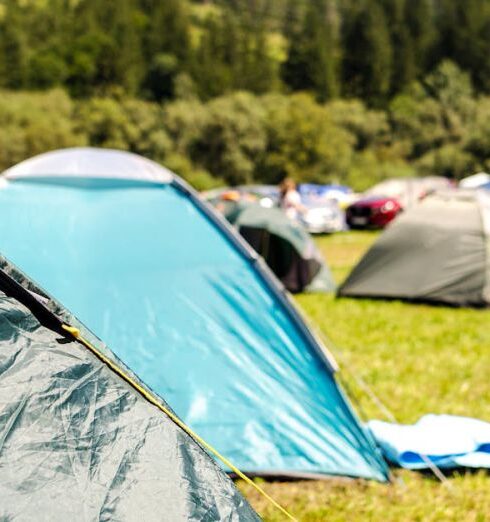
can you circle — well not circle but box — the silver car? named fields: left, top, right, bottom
left=299, top=198, right=346, bottom=233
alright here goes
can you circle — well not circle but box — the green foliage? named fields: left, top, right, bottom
left=2, top=0, right=490, bottom=107
left=190, top=92, right=267, bottom=185
left=190, top=8, right=280, bottom=99
left=258, top=93, right=354, bottom=183
left=465, top=97, right=490, bottom=166
left=28, top=50, right=67, bottom=88
left=77, top=95, right=170, bottom=161
left=164, top=153, right=223, bottom=191
left=390, top=90, right=448, bottom=157
left=0, top=89, right=85, bottom=172
left=144, top=53, right=179, bottom=101
left=417, top=144, right=475, bottom=179
left=0, top=2, right=28, bottom=89
left=325, top=99, right=389, bottom=150
left=163, top=99, right=208, bottom=154
left=282, top=0, right=341, bottom=101
left=3, top=58, right=490, bottom=190
left=347, top=150, right=415, bottom=191
left=342, top=0, right=393, bottom=104
left=438, top=0, right=490, bottom=93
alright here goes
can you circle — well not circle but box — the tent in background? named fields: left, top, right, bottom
left=459, top=172, right=490, bottom=189
left=366, top=176, right=452, bottom=208
left=0, top=255, right=259, bottom=521
left=339, top=189, right=490, bottom=307
left=0, top=148, right=388, bottom=480
left=219, top=200, right=335, bottom=293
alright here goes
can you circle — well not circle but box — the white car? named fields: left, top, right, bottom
left=300, top=199, right=346, bottom=234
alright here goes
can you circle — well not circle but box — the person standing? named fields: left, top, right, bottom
left=279, top=178, right=304, bottom=220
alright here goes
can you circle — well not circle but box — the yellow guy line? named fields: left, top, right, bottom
left=62, top=324, right=296, bottom=521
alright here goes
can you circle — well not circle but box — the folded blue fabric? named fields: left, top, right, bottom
left=367, top=415, right=490, bottom=469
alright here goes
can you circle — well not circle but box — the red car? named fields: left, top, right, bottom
left=346, top=196, right=402, bottom=229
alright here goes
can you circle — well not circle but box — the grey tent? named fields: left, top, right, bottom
left=0, top=256, right=259, bottom=521
left=366, top=176, right=452, bottom=209
left=338, top=189, right=490, bottom=307
left=222, top=201, right=335, bottom=293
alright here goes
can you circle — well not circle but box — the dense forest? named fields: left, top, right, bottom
left=1, top=0, right=490, bottom=189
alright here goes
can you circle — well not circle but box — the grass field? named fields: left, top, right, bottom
left=239, top=231, right=490, bottom=521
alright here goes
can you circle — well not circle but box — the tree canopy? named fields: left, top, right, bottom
left=1, top=0, right=490, bottom=189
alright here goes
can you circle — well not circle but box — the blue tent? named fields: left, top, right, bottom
left=0, top=148, right=388, bottom=480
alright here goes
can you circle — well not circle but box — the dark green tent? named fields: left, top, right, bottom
left=339, top=190, right=490, bottom=307
left=224, top=202, right=335, bottom=293
left=0, top=256, right=259, bottom=521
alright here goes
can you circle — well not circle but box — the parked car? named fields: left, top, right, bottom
left=300, top=198, right=346, bottom=233
left=346, top=195, right=402, bottom=229
left=298, top=183, right=356, bottom=209
left=205, top=184, right=346, bottom=233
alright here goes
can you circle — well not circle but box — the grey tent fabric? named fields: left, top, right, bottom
left=0, top=257, right=259, bottom=522
left=339, top=190, right=490, bottom=307
left=366, top=177, right=451, bottom=209
left=224, top=202, right=335, bottom=293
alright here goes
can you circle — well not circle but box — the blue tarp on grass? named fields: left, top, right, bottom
left=369, top=415, right=490, bottom=469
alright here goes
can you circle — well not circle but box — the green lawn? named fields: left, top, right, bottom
left=239, top=231, right=490, bottom=521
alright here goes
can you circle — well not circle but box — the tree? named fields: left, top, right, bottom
left=140, top=0, right=191, bottom=63
left=407, top=0, right=437, bottom=73
left=0, top=89, right=86, bottom=171
left=342, top=0, right=393, bottom=104
left=144, top=54, right=179, bottom=101
left=383, top=0, right=416, bottom=93
left=76, top=95, right=170, bottom=161
left=326, top=99, right=389, bottom=150
left=190, top=92, right=267, bottom=185
left=282, top=0, right=340, bottom=101
left=28, top=51, right=67, bottom=89
left=437, top=0, right=490, bottom=93
left=0, top=1, right=28, bottom=89
left=191, top=13, right=236, bottom=99
left=258, top=93, right=354, bottom=183
left=68, top=0, right=144, bottom=94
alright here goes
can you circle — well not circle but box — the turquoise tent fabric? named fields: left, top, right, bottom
left=0, top=256, right=259, bottom=521
left=0, top=148, right=388, bottom=480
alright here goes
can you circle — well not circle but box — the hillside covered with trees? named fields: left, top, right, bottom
left=1, top=0, right=490, bottom=189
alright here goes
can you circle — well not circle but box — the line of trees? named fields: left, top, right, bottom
left=2, top=0, right=490, bottom=105
left=2, top=59, right=490, bottom=190
left=2, top=0, right=490, bottom=189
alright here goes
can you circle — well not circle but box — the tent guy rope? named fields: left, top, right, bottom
left=314, top=326, right=451, bottom=487
left=62, top=324, right=297, bottom=521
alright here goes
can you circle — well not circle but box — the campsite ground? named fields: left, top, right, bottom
left=239, top=231, right=490, bottom=521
